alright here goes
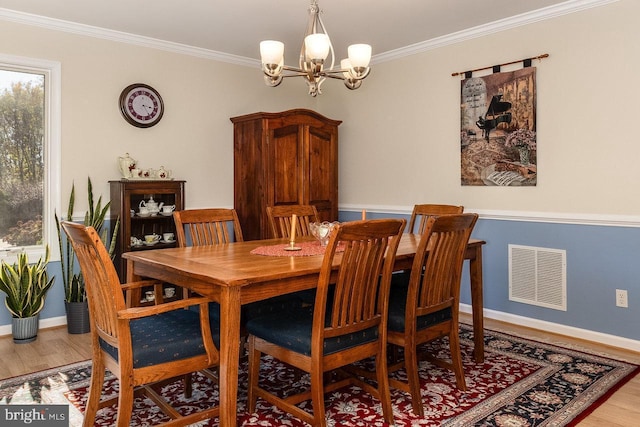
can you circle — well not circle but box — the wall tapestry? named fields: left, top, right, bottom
left=460, top=67, right=537, bottom=186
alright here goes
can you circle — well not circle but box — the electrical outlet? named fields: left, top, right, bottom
left=616, top=289, right=628, bottom=308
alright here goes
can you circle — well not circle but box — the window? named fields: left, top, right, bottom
left=0, top=54, right=60, bottom=264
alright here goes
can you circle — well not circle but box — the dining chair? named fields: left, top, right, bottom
left=266, top=204, right=320, bottom=239
left=266, top=204, right=321, bottom=304
left=246, top=218, right=406, bottom=427
left=61, top=221, right=220, bottom=427
left=387, top=213, right=478, bottom=417
left=173, top=208, right=243, bottom=246
left=173, top=208, right=303, bottom=324
left=407, top=203, right=464, bottom=234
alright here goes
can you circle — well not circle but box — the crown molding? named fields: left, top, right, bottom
left=0, top=7, right=259, bottom=67
left=372, top=0, right=619, bottom=64
left=0, top=0, right=619, bottom=67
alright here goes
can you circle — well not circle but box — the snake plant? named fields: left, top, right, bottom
left=55, top=177, right=119, bottom=303
left=0, top=247, right=55, bottom=318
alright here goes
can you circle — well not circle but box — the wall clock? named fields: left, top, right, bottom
left=119, top=83, right=164, bottom=128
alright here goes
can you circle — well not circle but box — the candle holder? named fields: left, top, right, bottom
left=284, top=240, right=302, bottom=251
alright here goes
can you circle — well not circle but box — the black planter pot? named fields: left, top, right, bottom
left=65, top=300, right=90, bottom=334
left=12, top=315, right=39, bottom=343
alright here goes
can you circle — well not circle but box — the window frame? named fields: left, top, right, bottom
left=0, top=54, right=61, bottom=264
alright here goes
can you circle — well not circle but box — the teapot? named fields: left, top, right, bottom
left=139, top=197, right=163, bottom=214
left=118, top=153, right=136, bottom=179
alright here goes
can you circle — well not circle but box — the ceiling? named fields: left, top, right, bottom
left=0, top=0, right=573, bottom=62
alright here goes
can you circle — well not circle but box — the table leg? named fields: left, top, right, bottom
left=469, top=246, right=484, bottom=363
left=125, top=259, right=140, bottom=308
left=219, top=287, right=242, bottom=427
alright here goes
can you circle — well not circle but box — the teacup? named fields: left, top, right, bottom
left=162, top=205, right=175, bottom=213
left=144, top=234, right=160, bottom=243
left=163, top=232, right=175, bottom=242
left=145, top=291, right=155, bottom=302
left=164, top=287, right=176, bottom=298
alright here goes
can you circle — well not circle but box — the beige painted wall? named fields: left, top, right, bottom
left=0, top=0, right=636, bottom=221
left=332, top=0, right=639, bottom=216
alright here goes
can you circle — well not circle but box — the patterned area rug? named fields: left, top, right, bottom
left=0, top=324, right=637, bottom=426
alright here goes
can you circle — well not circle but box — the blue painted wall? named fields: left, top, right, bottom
left=3, top=213, right=638, bottom=344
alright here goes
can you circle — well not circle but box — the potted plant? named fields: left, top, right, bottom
left=0, top=247, right=55, bottom=343
left=55, top=177, right=119, bottom=334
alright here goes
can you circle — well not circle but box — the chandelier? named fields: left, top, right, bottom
left=259, top=0, right=372, bottom=97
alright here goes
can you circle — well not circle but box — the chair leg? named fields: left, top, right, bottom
left=183, top=373, right=193, bottom=398
left=310, top=364, right=327, bottom=427
left=375, top=347, right=395, bottom=425
left=404, top=344, right=424, bottom=417
left=115, top=373, right=135, bottom=427
left=449, top=330, right=467, bottom=391
left=247, top=335, right=261, bottom=413
left=82, top=358, right=105, bottom=427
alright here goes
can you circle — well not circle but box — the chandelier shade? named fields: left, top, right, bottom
left=259, top=0, right=372, bottom=96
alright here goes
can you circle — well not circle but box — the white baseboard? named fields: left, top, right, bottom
left=460, top=304, right=640, bottom=352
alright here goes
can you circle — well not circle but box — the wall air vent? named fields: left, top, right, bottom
left=509, top=244, right=567, bottom=311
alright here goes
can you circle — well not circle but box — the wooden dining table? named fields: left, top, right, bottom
left=123, top=234, right=486, bottom=427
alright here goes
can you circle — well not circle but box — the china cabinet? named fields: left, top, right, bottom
left=231, top=109, right=341, bottom=240
left=109, top=180, right=185, bottom=282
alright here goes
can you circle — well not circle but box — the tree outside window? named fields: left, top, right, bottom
left=0, top=70, right=45, bottom=249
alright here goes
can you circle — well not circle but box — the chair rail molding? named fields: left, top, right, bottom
left=340, top=205, right=640, bottom=228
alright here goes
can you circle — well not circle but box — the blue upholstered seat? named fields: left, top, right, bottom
left=245, top=306, right=378, bottom=356
left=387, top=275, right=452, bottom=333
left=101, top=309, right=220, bottom=368
left=207, top=294, right=306, bottom=325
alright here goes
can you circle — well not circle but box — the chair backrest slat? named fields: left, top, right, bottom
left=266, top=204, right=319, bottom=239
left=173, top=208, right=244, bottom=247
left=408, top=204, right=464, bottom=234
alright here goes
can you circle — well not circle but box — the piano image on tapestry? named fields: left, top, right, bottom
left=476, top=95, right=512, bottom=142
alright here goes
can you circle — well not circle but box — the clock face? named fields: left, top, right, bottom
left=119, top=84, right=164, bottom=128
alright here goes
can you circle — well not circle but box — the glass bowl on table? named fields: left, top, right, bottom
left=309, top=221, right=339, bottom=247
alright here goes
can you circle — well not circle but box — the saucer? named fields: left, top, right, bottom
left=160, top=212, right=173, bottom=216
left=143, top=240, right=159, bottom=246
left=160, top=239, right=176, bottom=244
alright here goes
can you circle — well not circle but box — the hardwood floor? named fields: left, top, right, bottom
left=0, top=326, right=91, bottom=379
left=0, top=318, right=638, bottom=425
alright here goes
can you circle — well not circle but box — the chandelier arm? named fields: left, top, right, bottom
left=322, top=67, right=371, bottom=80
left=264, top=69, right=311, bottom=79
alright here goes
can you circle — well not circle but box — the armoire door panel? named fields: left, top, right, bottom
left=308, top=133, right=332, bottom=198
left=271, top=125, right=301, bottom=206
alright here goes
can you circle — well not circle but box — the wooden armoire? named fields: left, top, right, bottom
left=231, top=109, right=341, bottom=240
